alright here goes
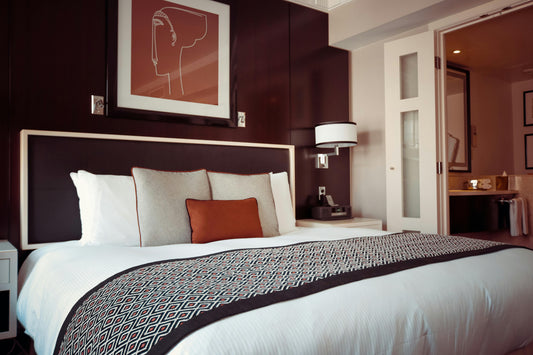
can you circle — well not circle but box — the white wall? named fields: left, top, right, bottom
left=350, top=42, right=387, bottom=224
left=512, top=79, right=533, bottom=174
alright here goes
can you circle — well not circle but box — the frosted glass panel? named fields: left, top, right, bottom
left=400, top=53, right=418, bottom=99
left=402, top=110, right=420, bottom=218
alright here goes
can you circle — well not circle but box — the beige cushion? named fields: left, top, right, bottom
left=207, top=171, right=280, bottom=237
left=132, top=168, right=210, bottom=246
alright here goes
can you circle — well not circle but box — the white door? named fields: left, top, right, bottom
left=384, top=31, right=442, bottom=233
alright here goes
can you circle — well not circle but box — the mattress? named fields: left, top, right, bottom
left=17, top=227, right=533, bottom=354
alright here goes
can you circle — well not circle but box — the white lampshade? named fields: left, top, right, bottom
left=315, top=122, right=358, bottom=148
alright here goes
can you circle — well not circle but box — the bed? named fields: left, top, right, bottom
left=17, top=130, right=533, bottom=355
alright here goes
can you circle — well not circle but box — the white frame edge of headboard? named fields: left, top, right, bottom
left=20, top=129, right=296, bottom=250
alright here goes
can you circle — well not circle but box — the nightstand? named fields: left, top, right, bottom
left=0, top=241, right=17, bottom=339
left=296, top=217, right=383, bottom=230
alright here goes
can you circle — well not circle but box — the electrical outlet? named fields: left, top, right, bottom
left=237, top=111, right=246, bottom=127
left=318, top=186, right=326, bottom=196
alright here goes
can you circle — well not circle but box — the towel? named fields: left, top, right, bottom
left=521, top=197, right=529, bottom=235
left=509, top=198, right=521, bottom=236
left=509, top=197, right=529, bottom=236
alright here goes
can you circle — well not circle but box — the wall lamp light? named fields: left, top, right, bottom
left=314, top=121, right=358, bottom=169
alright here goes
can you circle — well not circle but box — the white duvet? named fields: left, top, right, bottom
left=18, top=227, right=533, bottom=355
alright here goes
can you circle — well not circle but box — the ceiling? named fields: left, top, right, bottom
left=285, top=0, right=353, bottom=12
left=445, top=5, right=533, bottom=83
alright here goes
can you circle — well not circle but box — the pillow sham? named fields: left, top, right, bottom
left=186, top=198, right=263, bottom=243
left=132, top=168, right=210, bottom=246
left=270, top=172, right=297, bottom=234
left=70, top=170, right=139, bottom=246
left=207, top=171, right=279, bottom=237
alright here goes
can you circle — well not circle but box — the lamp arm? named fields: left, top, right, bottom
left=310, top=145, right=340, bottom=158
left=310, top=146, right=341, bottom=169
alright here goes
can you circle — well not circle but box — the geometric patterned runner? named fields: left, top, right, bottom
left=54, top=233, right=518, bottom=355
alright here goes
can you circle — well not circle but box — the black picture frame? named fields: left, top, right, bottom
left=525, top=134, right=533, bottom=169
left=106, top=0, right=237, bottom=127
left=524, top=90, right=533, bottom=127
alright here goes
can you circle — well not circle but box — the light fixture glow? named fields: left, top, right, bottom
left=453, top=50, right=461, bottom=54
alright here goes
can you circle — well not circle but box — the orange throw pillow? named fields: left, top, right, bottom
left=186, top=198, right=264, bottom=243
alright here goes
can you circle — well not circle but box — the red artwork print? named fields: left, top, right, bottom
left=131, top=0, right=219, bottom=104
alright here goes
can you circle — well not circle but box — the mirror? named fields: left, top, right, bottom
left=447, top=66, right=471, bottom=172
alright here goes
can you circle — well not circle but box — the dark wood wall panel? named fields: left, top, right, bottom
left=289, top=5, right=350, bottom=218
left=6, top=0, right=349, bottom=248
left=1, top=0, right=9, bottom=238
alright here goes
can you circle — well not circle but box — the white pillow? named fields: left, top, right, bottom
left=270, top=172, right=297, bottom=234
left=70, top=172, right=91, bottom=238
left=70, top=170, right=140, bottom=246
left=207, top=171, right=280, bottom=237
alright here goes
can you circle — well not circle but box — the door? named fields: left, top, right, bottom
left=384, top=31, right=441, bottom=233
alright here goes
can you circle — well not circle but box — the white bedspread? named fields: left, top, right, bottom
left=18, top=228, right=533, bottom=355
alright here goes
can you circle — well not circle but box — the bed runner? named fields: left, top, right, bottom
left=54, top=233, right=517, bottom=355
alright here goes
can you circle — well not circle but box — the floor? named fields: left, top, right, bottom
left=454, top=229, right=533, bottom=249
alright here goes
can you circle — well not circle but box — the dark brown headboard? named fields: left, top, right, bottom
left=20, top=130, right=295, bottom=250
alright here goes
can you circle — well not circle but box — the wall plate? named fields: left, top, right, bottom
left=91, top=95, right=105, bottom=115
left=237, top=111, right=246, bottom=127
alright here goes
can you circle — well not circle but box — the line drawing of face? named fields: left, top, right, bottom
left=151, top=7, right=208, bottom=98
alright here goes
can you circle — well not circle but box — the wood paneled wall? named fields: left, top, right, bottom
left=4, top=0, right=349, bottom=248
left=1, top=0, right=9, bottom=240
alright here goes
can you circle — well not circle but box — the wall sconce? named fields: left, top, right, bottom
left=314, top=122, right=357, bottom=169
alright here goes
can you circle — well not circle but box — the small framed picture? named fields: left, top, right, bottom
left=524, top=90, right=533, bottom=126
left=525, top=134, right=533, bottom=169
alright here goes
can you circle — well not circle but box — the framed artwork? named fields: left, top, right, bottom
left=107, top=0, right=235, bottom=126
left=525, top=134, right=533, bottom=169
left=524, top=90, right=533, bottom=126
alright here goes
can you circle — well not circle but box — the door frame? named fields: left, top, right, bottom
left=431, top=0, right=533, bottom=234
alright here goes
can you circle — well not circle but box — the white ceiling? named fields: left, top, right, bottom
left=445, top=4, right=533, bottom=83
left=285, top=0, right=354, bottom=12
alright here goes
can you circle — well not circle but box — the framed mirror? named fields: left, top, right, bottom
left=447, top=65, right=471, bottom=172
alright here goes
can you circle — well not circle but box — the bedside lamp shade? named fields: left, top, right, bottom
left=314, top=122, right=357, bottom=169
left=315, top=122, right=358, bottom=148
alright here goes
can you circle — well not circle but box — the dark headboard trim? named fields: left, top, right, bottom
left=20, top=129, right=295, bottom=250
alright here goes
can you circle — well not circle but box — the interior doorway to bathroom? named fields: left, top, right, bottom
left=443, top=4, right=533, bottom=233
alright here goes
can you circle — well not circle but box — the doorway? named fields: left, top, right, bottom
left=440, top=4, right=533, bottom=233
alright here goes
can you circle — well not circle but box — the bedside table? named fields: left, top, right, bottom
left=296, top=217, right=383, bottom=230
left=0, top=241, right=17, bottom=339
